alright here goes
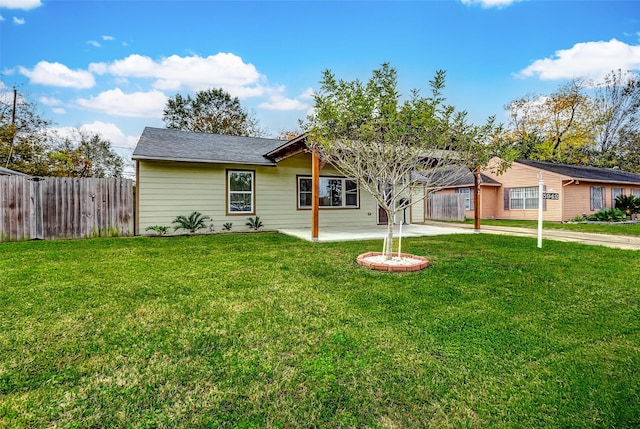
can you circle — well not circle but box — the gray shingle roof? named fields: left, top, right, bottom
left=132, top=127, right=287, bottom=166
left=516, top=159, right=640, bottom=184
left=413, top=167, right=501, bottom=187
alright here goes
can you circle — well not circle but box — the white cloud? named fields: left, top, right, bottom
left=460, top=0, right=521, bottom=8
left=79, top=121, right=139, bottom=149
left=12, top=16, right=24, bottom=24
left=517, top=39, right=640, bottom=81
left=258, top=86, right=311, bottom=111
left=102, top=35, right=115, bottom=41
left=75, top=88, right=167, bottom=118
left=39, top=96, right=67, bottom=114
left=39, top=96, right=63, bottom=106
left=90, top=52, right=264, bottom=97
left=299, top=87, right=315, bottom=100
left=19, top=61, right=95, bottom=88
left=0, top=14, right=4, bottom=20
left=0, top=0, right=41, bottom=10
left=87, top=40, right=101, bottom=48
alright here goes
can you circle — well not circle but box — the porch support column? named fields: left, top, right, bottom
left=311, top=148, right=320, bottom=241
left=474, top=166, right=481, bottom=233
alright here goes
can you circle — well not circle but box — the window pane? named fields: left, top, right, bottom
left=346, top=180, right=357, bottom=192
left=346, top=193, right=358, bottom=206
left=229, top=193, right=252, bottom=212
left=300, top=178, right=312, bottom=192
left=299, top=193, right=312, bottom=207
left=230, top=172, right=252, bottom=191
left=328, top=179, right=342, bottom=206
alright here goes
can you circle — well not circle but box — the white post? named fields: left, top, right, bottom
left=397, top=221, right=403, bottom=258
left=537, top=172, right=544, bottom=249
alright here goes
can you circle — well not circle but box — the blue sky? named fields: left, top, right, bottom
left=1, top=0, right=639, bottom=176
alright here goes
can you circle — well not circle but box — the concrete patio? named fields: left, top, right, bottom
left=278, top=223, right=473, bottom=242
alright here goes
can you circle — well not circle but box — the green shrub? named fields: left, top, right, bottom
left=145, top=225, right=170, bottom=236
left=172, top=211, right=211, bottom=233
left=587, top=207, right=627, bottom=222
left=614, top=195, right=640, bottom=216
left=246, top=216, right=263, bottom=230
left=222, top=222, right=233, bottom=231
left=569, top=214, right=587, bottom=222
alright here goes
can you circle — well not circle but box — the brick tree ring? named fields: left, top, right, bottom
left=356, top=252, right=430, bottom=272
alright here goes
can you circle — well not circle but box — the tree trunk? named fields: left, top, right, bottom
left=384, top=210, right=394, bottom=260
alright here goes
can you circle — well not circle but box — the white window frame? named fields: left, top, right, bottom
left=297, top=176, right=359, bottom=209
left=590, top=186, right=606, bottom=211
left=509, top=186, right=539, bottom=210
left=456, top=187, right=471, bottom=210
left=227, top=170, right=255, bottom=215
left=612, top=187, right=625, bottom=207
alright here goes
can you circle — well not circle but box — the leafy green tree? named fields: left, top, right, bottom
left=589, top=69, right=640, bottom=168
left=505, top=70, right=640, bottom=171
left=0, top=88, right=53, bottom=175
left=304, top=63, right=511, bottom=259
left=49, top=130, right=124, bottom=178
left=505, top=80, right=595, bottom=164
left=163, top=88, right=263, bottom=136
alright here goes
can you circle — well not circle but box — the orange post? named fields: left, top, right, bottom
left=311, top=148, right=320, bottom=241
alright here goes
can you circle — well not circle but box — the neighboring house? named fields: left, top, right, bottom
left=432, top=159, right=640, bottom=222
left=132, top=127, right=397, bottom=235
left=0, top=166, right=28, bottom=176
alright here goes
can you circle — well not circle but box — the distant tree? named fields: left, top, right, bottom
left=277, top=130, right=302, bottom=141
left=589, top=69, right=640, bottom=167
left=505, top=70, right=640, bottom=171
left=163, top=88, right=263, bottom=136
left=304, top=63, right=511, bottom=260
left=617, top=130, right=640, bottom=173
left=49, top=130, right=124, bottom=178
left=505, top=80, right=595, bottom=164
left=0, top=88, right=53, bottom=175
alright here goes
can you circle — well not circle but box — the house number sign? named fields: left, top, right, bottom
left=542, top=192, right=559, bottom=200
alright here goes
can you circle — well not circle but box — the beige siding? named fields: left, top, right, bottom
left=137, top=152, right=379, bottom=233
left=410, top=186, right=425, bottom=223
left=482, top=187, right=498, bottom=219
left=563, top=183, right=640, bottom=220
left=484, top=163, right=565, bottom=221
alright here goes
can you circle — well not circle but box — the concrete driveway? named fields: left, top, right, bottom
left=279, top=223, right=472, bottom=243
left=425, top=221, right=640, bottom=251
left=279, top=222, right=640, bottom=250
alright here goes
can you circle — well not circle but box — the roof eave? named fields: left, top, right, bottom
left=132, top=155, right=277, bottom=167
left=265, top=133, right=308, bottom=162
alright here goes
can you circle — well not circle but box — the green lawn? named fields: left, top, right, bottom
left=461, top=218, right=640, bottom=236
left=1, top=233, right=639, bottom=428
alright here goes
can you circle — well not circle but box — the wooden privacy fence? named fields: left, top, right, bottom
left=0, top=176, right=133, bottom=242
left=426, top=193, right=465, bottom=221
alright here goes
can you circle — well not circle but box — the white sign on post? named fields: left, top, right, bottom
left=538, top=172, right=544, bottom=248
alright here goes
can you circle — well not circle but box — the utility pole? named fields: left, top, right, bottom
left=5, top=88, right=18, bottom=168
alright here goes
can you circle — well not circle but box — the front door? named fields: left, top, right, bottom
left=378, top=205, right=388, bottom=225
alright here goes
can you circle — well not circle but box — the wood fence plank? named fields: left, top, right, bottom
left=0, top=177, right=133, bottom=242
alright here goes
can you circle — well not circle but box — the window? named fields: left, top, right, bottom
left=632, top=189, right=640, bottom=198
left=612, top=187, right=625, bottom=207
left=227, top=170, right=254, bottom=214
left=590, top=186, right=606, bottom=211
left=298, top=177, right=359, bottom=209
left=456, top=188, right=472, bottom=210
left=509, top=186, right=539, bottom=210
